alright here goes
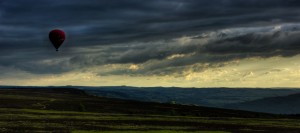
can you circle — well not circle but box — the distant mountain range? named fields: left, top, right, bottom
left=224, top=93, right=300, bottom=114
left=78, top=86, right=300, bottom=111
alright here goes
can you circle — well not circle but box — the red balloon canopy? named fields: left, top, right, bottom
left=49, top=29, right=66, bottom=51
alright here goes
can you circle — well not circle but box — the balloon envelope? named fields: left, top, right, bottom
left=49, top=29, right=66, bottom=51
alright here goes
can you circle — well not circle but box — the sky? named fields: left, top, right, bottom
left=1, top=0, right=300, bottom=87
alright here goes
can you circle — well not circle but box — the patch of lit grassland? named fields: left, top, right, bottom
left=1, top=108, right=300, bottom=128
left=0, top=108, right=300, bottom=133
left=72, top=131, right=230, bottom=133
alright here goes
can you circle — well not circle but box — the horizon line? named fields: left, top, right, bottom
left=0, top=85, right=299, bottom=89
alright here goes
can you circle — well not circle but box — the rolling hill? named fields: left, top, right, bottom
left=79, top=86, right=300, bottom=108
left=225, top=93, right=300, bottom=114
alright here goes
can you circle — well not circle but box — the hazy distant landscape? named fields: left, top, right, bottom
left=78, top=86, right=300, bottom=114
left=226, top=93, right=300, bottom=114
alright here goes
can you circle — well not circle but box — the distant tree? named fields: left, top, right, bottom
left=169, top=100, right=176, bottom=104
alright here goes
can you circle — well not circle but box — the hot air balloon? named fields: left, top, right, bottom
left=49, top=29, right=66, bottom=51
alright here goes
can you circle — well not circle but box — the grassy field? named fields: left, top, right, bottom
left=0, top=88, right=299, bottom=133
left=72, top=131, right=230, bottom=133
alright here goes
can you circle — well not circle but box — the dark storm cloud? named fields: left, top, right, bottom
left=14, top=25, right=300, bottom=75
left=1, top=0, right=300, bottom=75
left=2, top=0, right=300, bottom=48
left=96, top=27, right=300, bottom=76
left=204, top=31, right=300, bottom=56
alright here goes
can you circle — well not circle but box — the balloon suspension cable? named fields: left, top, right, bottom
left=56, top=49, right=58, bottom=52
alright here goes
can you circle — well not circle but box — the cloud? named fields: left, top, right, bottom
left=1, top=0, right=300, bottom=78
left=3, top=23, right=300, bottom=76
left=1, top=0, right=300, bottom=48
left=95, top=24, right=300, bottom=76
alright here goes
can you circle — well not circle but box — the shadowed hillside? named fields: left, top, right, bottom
left=79, top=86, right=300, bottom=108
left=0, top=87, right=277, bottom=117
left=225, top=93, right=300, bottom=114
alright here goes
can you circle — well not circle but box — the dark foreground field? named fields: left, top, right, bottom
left=0, top=88, right=300, bottom=133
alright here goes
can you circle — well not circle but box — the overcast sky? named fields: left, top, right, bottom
left=1, top=0, right=300, bottom=87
